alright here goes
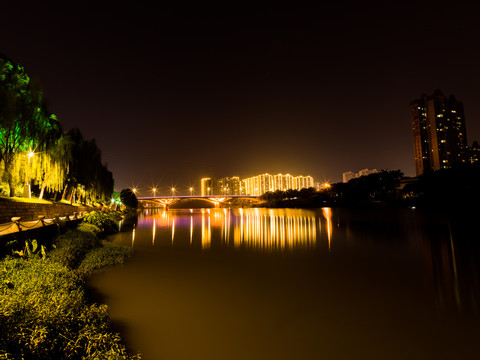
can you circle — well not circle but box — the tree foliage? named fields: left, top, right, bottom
left=0, top=54, right=61, bottom=196
left=0, top=54, right=114, bottom=201
left=120, top=188, right=138, bottom=209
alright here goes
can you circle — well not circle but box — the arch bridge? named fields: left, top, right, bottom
left=137, top=195, right=261, bottom=209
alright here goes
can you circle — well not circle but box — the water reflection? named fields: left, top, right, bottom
left=420, top=216, right=480, bottom=315
left=127, top=208, right=480, bottom=314
left=94, top=208, right=480, bottom=359
left=136, top=208, right=325, bottom=251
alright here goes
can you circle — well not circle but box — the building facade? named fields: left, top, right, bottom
left=216, top=176, right=242, bottom=195
left=202, top=173, right=314, bottom=196
left=200, top=178, right=213, bottom=196
left=342, top=169, right=379, bottom=183
left=411, top=90, right=468, bottom=176
left=242, top=173, right=314, bottom=196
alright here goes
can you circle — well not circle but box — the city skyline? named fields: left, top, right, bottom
left=1, top=3, right=480, bottom=191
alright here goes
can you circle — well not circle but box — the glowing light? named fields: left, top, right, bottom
left=322, top=207, right=332, bottom=251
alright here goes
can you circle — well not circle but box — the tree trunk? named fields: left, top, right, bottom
left=61, top=184, right=68, bottom=201
left=4, top=153, right=15, bottom=197
left=39, top=182, right=47, bottom=200
left=69, top=189, right=76, bottom=204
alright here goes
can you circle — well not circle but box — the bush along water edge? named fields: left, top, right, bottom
left=0, top=210, right=140, bottom=359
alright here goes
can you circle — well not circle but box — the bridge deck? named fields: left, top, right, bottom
left=137, top=195, right=259, bottom=200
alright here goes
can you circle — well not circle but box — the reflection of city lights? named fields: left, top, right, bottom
left=322, top=208, right=332, bottom=251
left=152, top=220, right=156, bottom=245
left=143, top=208, right=318, bottom=252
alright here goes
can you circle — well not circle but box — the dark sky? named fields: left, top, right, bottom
left=2, top=2, right=480, bottom=195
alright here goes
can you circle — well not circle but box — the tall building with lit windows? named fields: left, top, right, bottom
left=242, top=173, right=314, bottom=196
left=200, top=178, right=213, bottom=196
left=217, top=176, right=242, bottom=195
left=411, top=90, right=468, bottom=176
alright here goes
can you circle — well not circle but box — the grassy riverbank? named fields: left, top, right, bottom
left=0, top=211, right=140, bottom=359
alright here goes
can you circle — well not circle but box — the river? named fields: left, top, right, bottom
left=88, top=207, right=480, bottom=360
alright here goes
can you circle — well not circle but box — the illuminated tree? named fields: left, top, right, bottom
left=0, top=55, right=61, bottom=196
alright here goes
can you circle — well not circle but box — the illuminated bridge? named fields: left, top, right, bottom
left=137, top=195, right=261, bottom=208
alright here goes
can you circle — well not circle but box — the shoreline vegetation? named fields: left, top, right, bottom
left=0, top=209, right=141, bottom=359
left=257, top=167, right=480, bottom=211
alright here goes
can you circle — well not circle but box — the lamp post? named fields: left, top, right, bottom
left=23, top=151, right=34, bottom=198
left=152, top=187, right=157, bottom=197
left=189, top=187, right=194, bottom=196
left=171, top=187, right=176, bottom=196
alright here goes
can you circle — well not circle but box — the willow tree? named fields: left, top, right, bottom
left=64, top=128, right=114, bottom=204
left=0, top=55, right=61, bottom=196
left=31, top=132, right=73, bottom=199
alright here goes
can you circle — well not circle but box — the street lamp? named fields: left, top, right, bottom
left=152, top=187, right=157, bottom=197
left=132, top=188, right=137, bottom=195
left=171, top=187, right=176, bottom=196
left=189, top=187, right=194, bottom=196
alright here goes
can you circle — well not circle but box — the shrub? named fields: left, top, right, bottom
left=0, top=257, right=140, bottom=359
left=49, top=230, right=100, bottom=269
left=77, top=241, right=133, bottom=276
left=77, top=222, right=101, bottom=235
left=83, top=211, right=120, bottom=235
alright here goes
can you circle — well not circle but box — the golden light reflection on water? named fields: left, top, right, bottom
left=138, top=208, right=332, bottom=251
left=322, top=207, right=332, bottom=251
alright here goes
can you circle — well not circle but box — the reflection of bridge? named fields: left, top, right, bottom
left=137, top=195, right=261, bottom=208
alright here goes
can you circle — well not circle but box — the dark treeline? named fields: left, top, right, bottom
left=0, top=54, right=113, bottom=204
left=261, top=167, right=480, bottom=210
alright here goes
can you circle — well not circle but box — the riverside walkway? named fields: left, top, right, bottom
left=0, top=214, right=84, bottom=237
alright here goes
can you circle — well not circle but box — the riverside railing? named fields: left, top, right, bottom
left=0, top=212, right=86, bottom=237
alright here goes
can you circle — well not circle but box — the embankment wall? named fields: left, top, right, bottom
left=0, top=200, right=93, bottom=223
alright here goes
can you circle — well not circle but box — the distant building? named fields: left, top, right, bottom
left=242, top=173, right=314, bottom=196
left=217, top=176, right=242, bottom=195
left=342, top=169, right=379, bottom=183
left=202, top=173, right=314, bottom=196
left=411, top=90, right=468, bottom=176
left=200, top=178, right=213, bottom=196
left=342, top=171, right=356, bottom=183
left=469, top=141, right=480, bottom=164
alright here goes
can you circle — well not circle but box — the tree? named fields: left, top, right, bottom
left=120, top=188, right=138, bottom=209
left=0, top=55, right=61, bottom=196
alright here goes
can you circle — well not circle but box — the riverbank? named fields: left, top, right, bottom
left=0, top=210, right=141, bottom=359
left=0, top=196, right=94, bottom=223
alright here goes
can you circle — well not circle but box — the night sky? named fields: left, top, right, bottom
left=2, top=2, right=480, bottom=195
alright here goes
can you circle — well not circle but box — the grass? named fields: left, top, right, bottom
left=0, top=196, right=52, bottom=204
left=0, top=222, right=140, bottom=359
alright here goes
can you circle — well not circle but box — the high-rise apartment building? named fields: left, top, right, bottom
left=242, top=173, right=314, bottom=196
left=411, top=90, right=468, bottom=176
left=200, top=178, right=213, bottom=196
left=342, top=169, right=379, bottom=183
left=217, top=176, right=242, bottom=195
left=202, top=173, right=314, bottom=196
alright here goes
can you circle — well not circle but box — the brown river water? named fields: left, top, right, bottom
left=87, top=207, right=480, bottom=360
